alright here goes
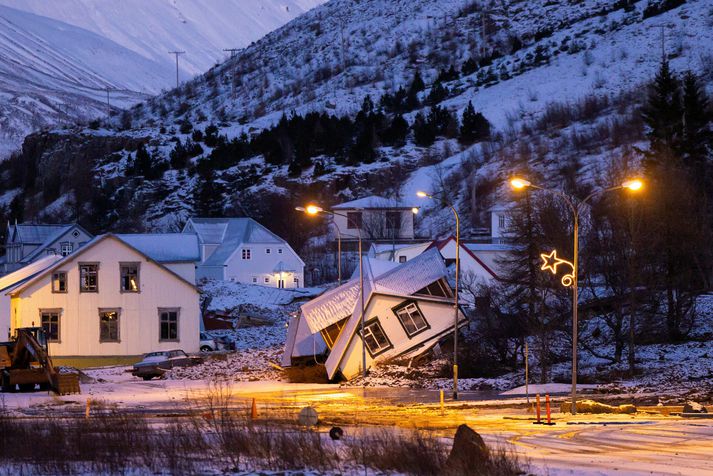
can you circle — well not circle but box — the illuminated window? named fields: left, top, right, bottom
left=52, top=272, right=67, bottom=293
left=120, top=263, right=140, bottom=292
left=99, top=309, right=120, bottom=342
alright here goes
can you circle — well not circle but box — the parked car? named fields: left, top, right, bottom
left=200, top=332, right=217, bottom=352
left=132, top=350, right=203, bottom=380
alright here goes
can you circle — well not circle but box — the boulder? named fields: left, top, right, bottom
left=683, top=401, right=708, bottom=414
left=445, top=424, right=489, bottom=474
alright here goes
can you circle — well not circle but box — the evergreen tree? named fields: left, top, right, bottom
left=461, top=58, right=478, bottom=76
left=641, top=61, right=682, bottom=162
left=406, top=72, right=424, bottom=110
left=427, top=82, right=449, bottom=105
left=680, top=70, right=712, bottom=186
left=459, top=101, right=492, bottom=144
left=193, top=169, right=225, bottom=217
left=412, top=113, right=435, bottom=147
left=380, top=114, right=409, bottom=147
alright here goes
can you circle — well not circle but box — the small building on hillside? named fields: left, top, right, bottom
left=282, top=248, right=467, bottom=380
left=4, top=234, right=200, bottom=364
left=1, top=223, right=93, bottom=275
left=489, top=204, right=511, bottom=244
left=332, top=196, right=417, bottom=242
left=367, top=242, right=431, bottom=263
left=182, top=217, right=305, bottom=288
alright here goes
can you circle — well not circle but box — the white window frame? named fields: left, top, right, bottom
left=278, top=248, right=283, bottom=254
left=266, top=248, right=271, bottom=254
left=242, top=249, right=251, bottom=260
left=394, top=302, right=429, bottom=337
left=60, top=242, right=73, bottom=256
left=264, top=277, right=270, bottom=284
left=361, top=319, right=392, bottom=356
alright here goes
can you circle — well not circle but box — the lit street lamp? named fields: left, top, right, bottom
left=416, top=191, right=461, bottom=400
left=296, top=206, right=342, bottom=285
left=509, top=177, right=643, bottom=414
left=297, top=204, right=366, bottom=378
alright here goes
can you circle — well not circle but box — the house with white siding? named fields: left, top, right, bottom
left=331, top=196, right=417, bottom=241
left=282, top=248, right=466, bottom=380
left=3, top=234, right=200, bottom=364
left=1, top=222, right=92, bottom=275
left=182, top=217, right=305, bottom=288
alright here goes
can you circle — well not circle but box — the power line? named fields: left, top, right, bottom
left=168, top=51, right=186, bottom=89
left=652, top=24, right=671, bottom=62
left=223, top=48, right=241, bottom=98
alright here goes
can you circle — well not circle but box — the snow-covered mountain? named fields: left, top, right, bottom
left=3, top=0, right=713, bottom=241
left=0, top=0, right=325, bottom=157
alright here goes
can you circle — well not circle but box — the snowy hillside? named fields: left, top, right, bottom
left=4, top=0, right=713, bottom=241
left=0, top=0, right=325, bottom=157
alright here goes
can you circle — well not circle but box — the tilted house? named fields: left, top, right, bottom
left=1, top=223, right=93, bottom=275
left=4, top=234, right=200, bottom=364
left=182, top=217, right=305, bottom=288
left=282, top=248, right=467, bottom=380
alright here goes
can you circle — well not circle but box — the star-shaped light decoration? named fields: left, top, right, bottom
left=540, top=249, right=575, bottom=286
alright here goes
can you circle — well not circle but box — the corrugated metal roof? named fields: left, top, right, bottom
left=116, top=234, right=200, bottom=262
left=10, top=224, right=70, bottom=244
left=332, top=195, right=416, bottom=209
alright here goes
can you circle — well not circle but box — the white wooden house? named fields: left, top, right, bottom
left=332, top=196, right=417, bottom=241
left=367, top=242, right=431, bottom=263
left=182, top=217, right=305, bottom=288
left=282, top=248, right=466, bottom=380
left=3, top=234, right=200, bottom=363
left=1, top=223, right=92, bottom=275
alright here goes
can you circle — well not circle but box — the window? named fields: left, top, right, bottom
left=394, top=302, right=429, bottom=337
left=242, top=249, right=251, bottom=260
left=159, top=309, right=179, bottom=341
left=360, top=319, right=392, bottom=356
left=399, top=256, right=407, bottom=263
left=386, top=211, right=401, bottom=230
left=71, top=230, right=80, bottom=238
left=321, top=318, right=348, bottom=349
left=347, top=211, right=363, bottom=229
left=99, top=309, right=120, bottom=342
left=60, top=242, right=73, bottom=256
left=79, top=263, right=98, bottom=292
left=294, top=277, right=299, bottom=286
left=498, top=214, right=506, bottom=229
left=52, top=272, right=67, bottom=293
left=40, top=310, right=60, bottom=342
left=120, top=263, right=140, bottom=292
left=416, top=279, right=452, bottom=298
left=266, top=248, right=271, bottom=254
left=278, top=248, right=283, bottom=254
left=252, top=277, right=257, bottom=283
left=264, top=277, right=270, bottom=284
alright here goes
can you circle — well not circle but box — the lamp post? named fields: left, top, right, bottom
left=416, top=191, right=461, bottom=400
left=298, top=206, right=342, bottom=285
left=297, top=204, right=366, bottom=378
left=509, top=177, right=643, bottom=414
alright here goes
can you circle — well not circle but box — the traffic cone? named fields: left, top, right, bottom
left=250, top=397, right=258, bottom=419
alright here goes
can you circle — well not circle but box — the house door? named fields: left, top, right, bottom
left=278, top=279, right=285, bottom=289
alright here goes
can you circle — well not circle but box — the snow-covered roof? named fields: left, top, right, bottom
left=281, top=314, right=327, bottom=367
left=184, top=218, right=297, bottom=267
left=0, top=255, right=62, bottom=293
left=116, top=234, right=200, bottom=263
left=19, top=224, right=92, bottom=263
left=9, top=223, right=70, bottom=245
left=332, top=195, right=416, bottom=210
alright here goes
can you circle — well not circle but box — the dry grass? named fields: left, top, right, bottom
left=0, top=387, right=524, bottom=475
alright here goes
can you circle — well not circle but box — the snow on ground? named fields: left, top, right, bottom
left=201, top=279, right=323, bottom=311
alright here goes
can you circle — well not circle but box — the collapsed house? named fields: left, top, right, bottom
left=282, top=248, right=467, bottom=380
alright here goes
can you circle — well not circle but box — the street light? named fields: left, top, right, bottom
left=297, top=204, right=366, bottom=378
left=416, top=190, right=461, bottom=400
left=509, top=177, right=643, bottom=414
left=296, top=205, right=342, bottom=284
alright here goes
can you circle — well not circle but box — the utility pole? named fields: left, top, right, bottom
left=223, top=48, right=240, bottom=98
left=652, top=24, right=669, bottom=61
left=168, top=51, right=186, bottom=89
left=105, top=87, right=111, bottom=112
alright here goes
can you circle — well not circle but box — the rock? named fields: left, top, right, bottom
left=445, top=424, right=489, bottom=474
left=683, top=401, right=708, bottom=413
left=560, top=399, right=637, bottom=414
